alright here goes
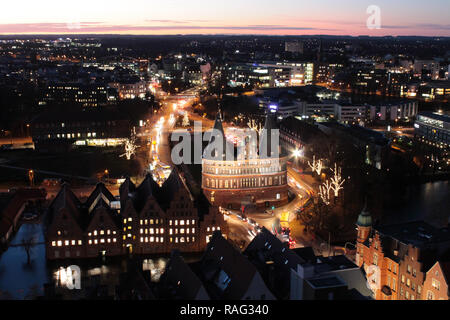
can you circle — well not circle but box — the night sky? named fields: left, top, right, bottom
left=0, top=0, right=449, bottom=36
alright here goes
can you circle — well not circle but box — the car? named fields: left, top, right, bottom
left=248, top=218, right=256, bottom=226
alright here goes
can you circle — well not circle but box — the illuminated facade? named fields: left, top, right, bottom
left=415, top=112, right=450, bottom=148
left=31, top=109, right=132, bottom=151
left=46, top=169, right=227, bottom=260
left=356, top=208, right=450, bottom=300
left=109, top=80, right=148, bottom=100
left=202, top=112, right=288, bottom=209
left=40, top=83, right=111, bottom=108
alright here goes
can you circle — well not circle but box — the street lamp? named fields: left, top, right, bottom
left=293, top=148, right=303, bottom=158
left=28, top=169, right=34, bottom=187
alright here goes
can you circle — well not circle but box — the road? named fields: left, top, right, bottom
left=137, top=86, right=327, bottom=252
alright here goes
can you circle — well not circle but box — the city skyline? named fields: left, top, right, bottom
left=1, top=0, right=449, bottom=36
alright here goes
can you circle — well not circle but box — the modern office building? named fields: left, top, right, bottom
left=285, top=41, right=304, bottom=54
left=228, top=61, right=314, bottom=88
left=109, top=80, right=148, bottom=100
left=369, top=101, right=419, bottom=123
left=40, top=83, right=111, bottom=108
left=31, top=109, right=133, bottom=151
left=415, top=112, right=450, bottom=148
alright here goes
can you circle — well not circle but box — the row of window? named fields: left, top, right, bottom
left=206, top=176, right=285, bottom=189
left=140, top=237, right=164, bottom=243
left=88, top=238, right=118, bottom=245
left=51, top=240, right=82, bottom=247
left=140, top=228, right=165, bottom=235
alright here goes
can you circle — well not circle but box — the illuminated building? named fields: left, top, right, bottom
left=415, top=112, right=450, bottom=148
left=369, top=101, right=418, bottom=123
left=202, top=112, right=288, bottom=210
left=46, top=169, right=227, bottom=260
left=285, top=41, right=304, bottom=54
left=109, top=80, right=148, bottom=100
left=40, top=83, right=111, bottom=108
left=31, top=109, right=132, bottom=152
left=356, top=208, right=450, bottom=300
left=227, top=61, right=314, bottom=88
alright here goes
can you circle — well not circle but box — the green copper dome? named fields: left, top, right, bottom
left=356, top=205, right=372, bottom=227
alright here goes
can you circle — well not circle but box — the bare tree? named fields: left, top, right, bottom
left=319, top=180, right=332, bottom=205
left=22, top=236, right=37, bottom=266
left=330, top=163, right=345, bottom=197
left=308, top=155, right=323, bottom=176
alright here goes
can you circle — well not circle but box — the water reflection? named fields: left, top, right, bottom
left=143, top=258, right=167, bottom=282
left=384, top=181, right=449, bottom=226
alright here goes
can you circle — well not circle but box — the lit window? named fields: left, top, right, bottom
left=64, top=240, right=69, bottom=246
left=51, top=241, right=56, bottom=247
left=71, top=240, right=75, bottom=245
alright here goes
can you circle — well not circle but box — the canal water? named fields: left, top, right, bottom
left=382, top=180, right=450, bottom=227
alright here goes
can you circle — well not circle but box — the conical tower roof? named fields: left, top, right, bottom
left=259, top=112, right=279, bottom=159
left=204, top=109, right=232, bottom=160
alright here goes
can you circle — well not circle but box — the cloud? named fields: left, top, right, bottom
left=0, top=22, right=335, bottom=34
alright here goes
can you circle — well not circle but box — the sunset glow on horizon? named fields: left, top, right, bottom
left=0, top=0, right=449, bottom=36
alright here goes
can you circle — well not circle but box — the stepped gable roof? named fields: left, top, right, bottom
left=157, top=168, right=191, bottom=210
left=85, top=199, right=122, bottom=231
left=119, top=177, right=136, bottom=208
left=47, top=183, right=82, bottom=226
left=124, top=169, right=192, bottom=213
left=133, top=174, right=160, bottom=213
left=86, top=183, right=116, bottom=214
